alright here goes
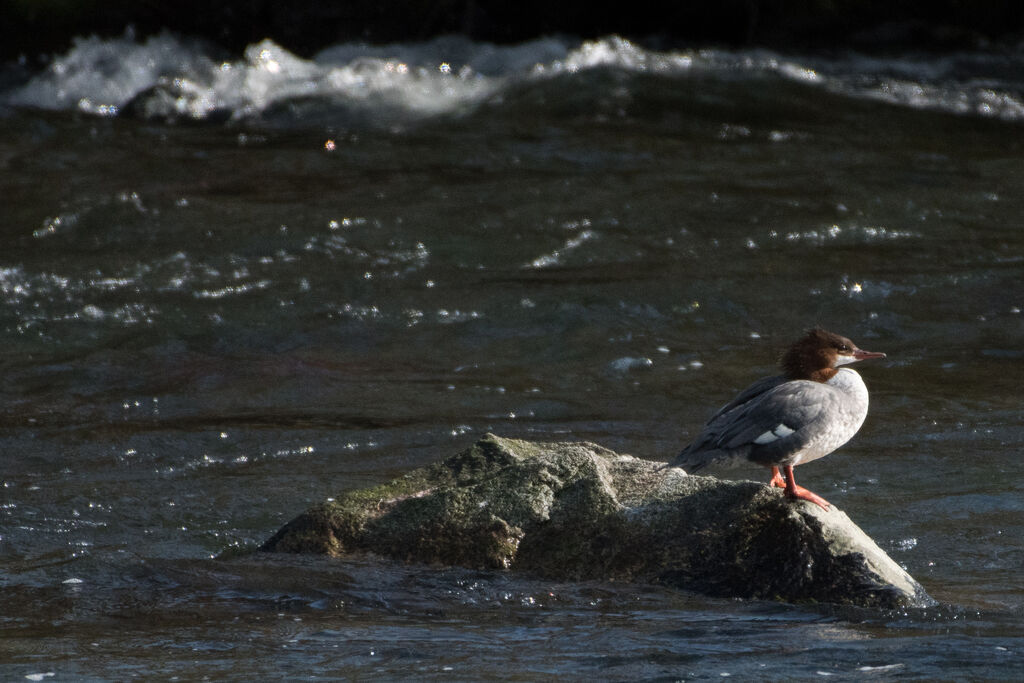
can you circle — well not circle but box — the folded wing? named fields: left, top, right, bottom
left=672, top=378, right=839, bottom=471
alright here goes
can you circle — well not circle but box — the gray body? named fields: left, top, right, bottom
left=671, top=368, right=871, bottom=471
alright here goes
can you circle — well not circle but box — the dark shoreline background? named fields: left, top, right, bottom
left=4, top=0, right=1023, bottom=64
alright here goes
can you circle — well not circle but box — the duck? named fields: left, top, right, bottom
left=666, top=328, right=886, bottom=510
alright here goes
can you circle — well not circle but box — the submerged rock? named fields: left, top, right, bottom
left=260, top=434, right=932, bottom=608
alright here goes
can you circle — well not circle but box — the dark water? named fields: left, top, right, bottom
left=2, top=34, right=1023, bottom=679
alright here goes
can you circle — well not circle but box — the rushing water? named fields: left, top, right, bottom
left=2, top=33, right=1023, bottom=679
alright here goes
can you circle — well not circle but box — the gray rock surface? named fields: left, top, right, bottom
left=260, top=434, right=932, bottom=608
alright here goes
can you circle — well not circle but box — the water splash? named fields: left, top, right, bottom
left=5, top=33, right=1024, bottom=124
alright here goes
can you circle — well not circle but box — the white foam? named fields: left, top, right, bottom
left=528, top=229, right=597, bottom=269
left=4, top=33, right=1024, bottom=123
left=6, top=32, right=223, bottom=117
left=609, top=356, right=653, bottom=372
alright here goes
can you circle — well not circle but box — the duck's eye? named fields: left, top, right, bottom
left=837, top=344, right=850, bottom=351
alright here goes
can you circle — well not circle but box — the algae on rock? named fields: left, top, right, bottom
left=260, top=433, right=932, bottom=608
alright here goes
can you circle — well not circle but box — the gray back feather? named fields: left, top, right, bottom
left=672, top=376, right=836, bottom=471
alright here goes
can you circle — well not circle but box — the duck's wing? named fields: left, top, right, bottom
left=672, top=379, right=837, bottom=471
left=704, top=374, right=787, bottom=424
left=670, top=374, right=784, bottom=469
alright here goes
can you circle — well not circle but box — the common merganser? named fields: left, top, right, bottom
left=667, top=328, right=885, bottom=510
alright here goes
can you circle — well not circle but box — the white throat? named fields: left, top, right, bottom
left=826, top=367, right=869, bottom=405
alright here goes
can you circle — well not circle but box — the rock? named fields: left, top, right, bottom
left=259, top=433, right=933, bottom=608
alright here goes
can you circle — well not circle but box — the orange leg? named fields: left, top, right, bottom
left=768, top=466, right=786, bottom=488
left=780, top=465, right=831, bottom=511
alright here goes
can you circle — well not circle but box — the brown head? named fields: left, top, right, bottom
left=780, top=328, right=886, bottom=382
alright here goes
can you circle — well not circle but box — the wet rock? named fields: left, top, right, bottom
left=121, top=79, right=232, bottom=124
left=260, top=433, right=933, bottom=608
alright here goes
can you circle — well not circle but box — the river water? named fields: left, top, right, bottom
left=1, top=33, right=1023, bottom=679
